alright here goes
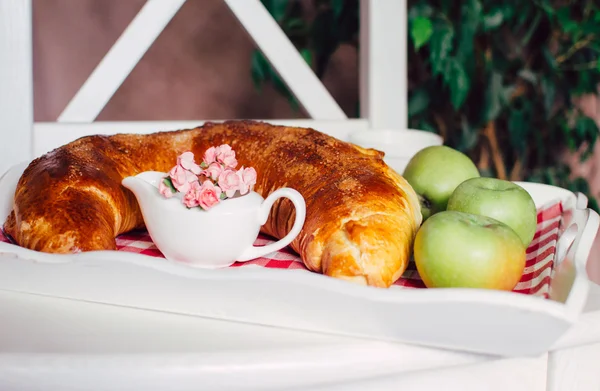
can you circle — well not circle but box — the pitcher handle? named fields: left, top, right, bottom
left=236, top=188, right=306, bottom=262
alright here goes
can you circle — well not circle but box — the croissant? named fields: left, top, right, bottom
left=3, top=120, right=422, bottom=288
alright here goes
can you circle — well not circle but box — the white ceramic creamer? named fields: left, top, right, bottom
left=122, top=171, right=306, bottom=268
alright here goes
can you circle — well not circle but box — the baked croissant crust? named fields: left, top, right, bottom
left=3, top=120, right=422, bottom=288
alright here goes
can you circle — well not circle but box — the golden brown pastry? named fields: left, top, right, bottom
left=3, top=120, right=422, bottom=287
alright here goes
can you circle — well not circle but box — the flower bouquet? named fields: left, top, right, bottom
left=158, top=144, right=257, bottom=210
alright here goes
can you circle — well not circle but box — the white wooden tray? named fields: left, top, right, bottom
left=0, top=161, right=598, bottom=357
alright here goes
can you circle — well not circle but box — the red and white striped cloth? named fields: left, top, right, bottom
left=1, top=200, right=563, bottom=297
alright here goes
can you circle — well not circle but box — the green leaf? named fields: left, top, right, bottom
left=590, top=198, right=600, bottom=214
left=534, top=0, right=555, bottom=15
left=285, top=18, right=305, bottom=31
left=429, top=25, right=454, bottom=76
left=457, top=0, right=482, bottom=61
left=310, top=9, right=338, bottom=77
left=163, top=177, right=176, bottom=193
left=575, top=70, right=595, bottom=95
left=408, top=3, right=434, bottom=20
left=506, top=12, right=539, bottom=57
left=597, top=60, right=600, bottom=72
left=250, top=50, right=270, bottom=90
left=483, top=72, right=505, bottom=122
left=446, top=59, right=471, bottom=110
left=415, top=119, right=438, bottom=134
left=569, top=177, right=591, bottom=194
left=579, top=19, right=600, bottom=36
left=575, top=116, right=599, bottom=161
left=408, top=88, right=431, bottom=116
left=502, top=85, right=516, bottom=103
left=515, top=3, right=534, bottom=29
left=555, top=6, right=578, bottom=34
left=560, top=116, right=577, bottom=151
left=518, top=69, right=537, bottom=84
left=263, top=0, right=288, bottom=22
left=483, top=8, right=505, bottom=30
left=411, top=17, right=433, bottom=49
left=457, top=116, right=479, bottom=152
left=542, top=47, right=559, bottom=70
left=300, top=49, right=312, bottom=67
left=507, top=104, right=531, bottom=155
left=331, top=0, right=344, bottom=19
left=440, top=0, right=453, bottom=15
left=576, top=116, right=588, bottom=139
left=540, top=77, right=556, bottom=119
left=595, top=11, right=600, bottom=22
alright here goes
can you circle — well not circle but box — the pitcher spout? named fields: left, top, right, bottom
left=122, top=171, right=169, bottom=207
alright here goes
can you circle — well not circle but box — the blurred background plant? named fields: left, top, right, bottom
left=251, top=0, right=600, bottom=210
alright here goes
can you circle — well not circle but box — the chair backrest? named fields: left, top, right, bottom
left=0, top=0, right=408, bottom=175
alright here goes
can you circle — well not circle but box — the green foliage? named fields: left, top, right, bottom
left=252, top=0, right=600, bottom=211
left=251, top=0, right=358, bottom=112
left=411, top=16, right=434, bottom=49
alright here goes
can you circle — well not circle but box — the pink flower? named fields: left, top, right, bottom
left=216, top=144, right=238, bottom=168
left=237, top=166, right=257, bottom=195
left=182, top=181, right=202, bottom=208
left=202, top=162, right=224, bottom=181
left=177, top=151, right=201, bottom=175
left=169, top=164, right=198, bottom=193
left=158, top=179, right=175, bottom=198
left=198, top=180, right=222, bottom=210
left=218, top=169, right=241, bottom=198
left=203, top=146, right=217, bottom=165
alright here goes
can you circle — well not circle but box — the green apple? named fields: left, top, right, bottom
left=413, top=210, right=526, bottom=290
left=446, top=177, right=537, bottom=247
left=402, top=146, right=480, bottom=220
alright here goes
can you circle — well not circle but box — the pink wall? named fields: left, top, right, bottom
left=564, top=93, right=600, bottom=282
left=32, top=0, right=359, bottom=122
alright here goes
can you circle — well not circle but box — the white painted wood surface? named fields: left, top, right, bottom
left=548, top=283, right=600, bottom=391
left=223, top=0, right=346, bottom=120
left=548, top=341, right=600, bottom=391
left=57, top=0, right=186, bottom=123
left=551, top=283, right=600, bottom=350
left=310, top=355, right=549, bottom=391
left=32, top=119, right=368, bottom=158
left=360, top=0, right=408, bottom=130
left=0, top=290, right=549, bottom=391
left=0, top=0, right=33, bottom=178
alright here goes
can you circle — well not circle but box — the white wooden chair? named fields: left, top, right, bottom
left=1, top=1, right=599, bottom=390
left=0, top=0, right=408, bottom=175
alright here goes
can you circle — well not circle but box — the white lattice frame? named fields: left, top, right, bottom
left=0, top=0, right=410, bottom=175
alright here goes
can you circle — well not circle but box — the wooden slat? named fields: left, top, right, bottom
left=360, top=0, right=408, bottom=130
left=0, top=0, right=34, bottom=177
left=223, top=0, right=347, bottom=120
left=57, top=0, right=186, bottom=123
left=33, top=119, right=369, bottom=157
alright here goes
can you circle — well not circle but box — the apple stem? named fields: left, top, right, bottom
left=419, top=194, right=432, bottom=209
